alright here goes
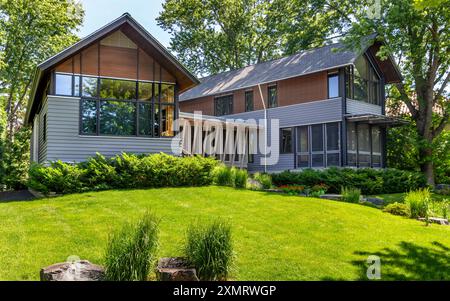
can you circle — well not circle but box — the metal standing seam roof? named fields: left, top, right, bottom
left=179, top=43, right=358, bottom=101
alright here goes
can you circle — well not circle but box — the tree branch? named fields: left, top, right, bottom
left=395, top=83, right=419, bottom=118
left=434, top=72, right=450, bottom=103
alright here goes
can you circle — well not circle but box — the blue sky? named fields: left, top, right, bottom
left=78, top=0, right=171, bottom=47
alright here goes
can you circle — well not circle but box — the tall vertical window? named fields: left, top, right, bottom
left=371, top=126, right=382, bottom=167
left=245, top=90, right=254, bottom=112
left=347, top=122, right=357, bottom=166
left=55, top=74, right=73, bottom=96
left=347, top=55, right=381, bottom=105
left=357, top=124, right=371, bottom=167
left=280, top=128, right=293, bottom=153
left=296, top=126, right=309, bottom=167
left=268, top=85, right=277, bottom=108
left=42, top=114, right=47, bottom=142
left=311, top=124, right=324, bottom=167
left=326, top=123, right=340, bottom=166
left=215, top=95, right=233, bottom=116
left=328, top=74, right=339, bottom=98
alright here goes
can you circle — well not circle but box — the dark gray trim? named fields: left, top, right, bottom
left=339, top=67, right=347, bottom=166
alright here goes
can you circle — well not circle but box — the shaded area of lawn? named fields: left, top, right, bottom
left=0, top=186, right=449, bottom=280
left=369, top=192, right=448, bottom=205
left=352, top=241, right=450, bottom=280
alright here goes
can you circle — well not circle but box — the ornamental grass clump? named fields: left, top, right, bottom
left=253, top=173, right=272, bottom=189
left=405, top=188, right=431, bottom=219
left=341, top=187, right=361, bottom=203
left=104, top=211, right=160, bottom=281
left=184, top=220, right=233, bottom=281
left=231, top=167, right=248, bottom=188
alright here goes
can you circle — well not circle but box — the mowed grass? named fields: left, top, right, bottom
left=0, top=187, right=449, bottom=281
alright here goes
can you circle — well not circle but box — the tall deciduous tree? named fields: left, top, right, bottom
left=340, top=0, right=449, bottom=185
left=0, top=0, right=84, bottom=139
left=157, top=0, right=341, bottom=76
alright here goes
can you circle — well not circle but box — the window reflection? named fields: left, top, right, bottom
left=55, top=74, right=73, bottom=96
left=100, top=78, right=136, bottom=100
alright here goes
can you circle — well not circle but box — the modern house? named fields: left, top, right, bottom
left=26, top=14, right=404, bottom=173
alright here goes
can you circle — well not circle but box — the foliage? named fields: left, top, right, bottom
left=184, top=219, right=233, bottom=281
left=278, top=185, right=305, bottom=195
left=104, top=211, right=160, bottom=281
left=405, top=189, right=431, bottom=219
left=341, top=187, right=361, bottom=203
left=253, top=172, right=273, bottom=189
left=272, top=168, right=427, bottom=195
left=383, top=202, right=411, bottom=217
left=28, top=153, right=218, bottom=195
left=231, top=167, right=248, bottom=188
left=157, top=0, right=340, bottom=76
left=212, top=165, right=233, bottom=186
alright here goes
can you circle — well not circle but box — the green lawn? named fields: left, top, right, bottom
left=368, top=192, right=448, bottom=205
left=0, top=186, right=449, bottom=281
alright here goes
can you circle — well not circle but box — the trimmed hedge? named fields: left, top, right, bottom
left=271, top=167, right=427, bottom=195
left=28, top=153, right=218, bottom=195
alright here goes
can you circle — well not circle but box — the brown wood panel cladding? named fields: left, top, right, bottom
left=55, top=58, right=73, bottom=73
left=278, top=71, right=328, bottom=106
left=180, top=71, right=329, bottom=115
left=73, top=54, right=81, bottom=74
left=100, top=45, right=137, bottom=78
left=161, top=67, right=176, bottom=83
left=179, top=96, right=214, bottom=116
left=81, top=43, right=99, bottom=76
left=138, top=48, right=153, bottom=81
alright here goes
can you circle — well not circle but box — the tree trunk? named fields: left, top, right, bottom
left=419, top=146, right=435, bottom=186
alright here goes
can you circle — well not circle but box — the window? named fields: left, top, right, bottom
left=346, top=122, right=357, bottom=166
left=296, top=126, right=309, bottom=167
left=138, top=82, right=152, bottom=101
left=311, top=124, right=324, bottom=167
left=99, top=78, right=136, bottom=100
left=55, top=74, right=73, bottom=96
left=348, top=55, right=381, bottom=105
left=74, top=76, right=81, bottom=96
left=268, top=86, right=277, bottom=108
left=245, top=91, right=253, bottom=112
left=371, top=126, right=382, bottom=167
left=328, top=74, right=339, bottom=98
left=280, top=128, right=293, bottom=153
left=357, top=124, right=371, bottom=167
left=160, top=84, right=175, bottom=103
left=215, top=95, right=233, bottom=116
left=99, top=100, right=136, bottom=136
left=82, top=76, right=98, bottom=97
left=42, top=114, right=47, bottom=142
left=81, top=99, right=97, bottom=134
left=326, top=123, right=340, bottom=166
left=77, top=76, right=175, bottom=137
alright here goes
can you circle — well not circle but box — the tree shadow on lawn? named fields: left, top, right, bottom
left=345, top=241, right=450, bottom=280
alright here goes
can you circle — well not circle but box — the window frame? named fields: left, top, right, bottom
left=280, top=127, right=293, bottom=154
left=214, top=94, right=234, bottom=116
left=327, top=73, right=340, bottom=98
left=245, top=90, right=254, bottom=112
left=267, top=85, right=278, bottom=108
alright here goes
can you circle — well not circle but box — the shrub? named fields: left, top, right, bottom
left=429, top=199, right=449, bottom=219
left=212, top=165, right=233, bottom=186
left=383, top=202, right=411, bottom=217
left=184, top=220, right=233, bottom=281
left=231, top=168, right=248, bottom=188
left=341, top=187, right=361, bottom=203
left=405, top=188, right=431, bottom=218
left=278, top=185, right=305, bottom=195
left=271, top=168, right=426, bottom=195
left=104, top=211, right=160, bottom=281
left=28, top=153, right=218, bottom=194
left=253, top=173, right=272, bottom=189
left=28, top=161, right=84, bottom=194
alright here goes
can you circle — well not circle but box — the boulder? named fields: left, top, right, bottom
left=364, top=197, right=385, bottom=206
left=418, top=217, right=449, bottom=225
left=156, top=257, right=199, bottom=281
left=40, top=260, right=104, bottom=281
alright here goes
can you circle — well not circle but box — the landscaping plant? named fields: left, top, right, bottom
left=184, top=219, right=233, bottom=281
left=212, top=164, right=233, bottom=186
left=405, top=188, right=431, bottom=219
left=231, top=167, right=248, bottom=189
left=341, top=187, right=361, bottom=203
left=383, top=202, right=411, bottom=217
left=104, top=211, right=160, bottom=281
left=253, top=173, right=272, bottom=189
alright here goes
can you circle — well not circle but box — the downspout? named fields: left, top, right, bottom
left=258, top=84, right=267, bottom=173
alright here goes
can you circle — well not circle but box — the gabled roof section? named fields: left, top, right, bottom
left=26, top=13, right=199, bottom=124
left=180, top=40, right=402, bottom=102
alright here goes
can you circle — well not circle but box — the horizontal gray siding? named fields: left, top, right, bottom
left=46, top=95, right=180, bottom=163
left=38, top=100, right=48, bottom=163
left=225, top=98, right=343, bottom=172
left=346, top=99, right=382, bottom=115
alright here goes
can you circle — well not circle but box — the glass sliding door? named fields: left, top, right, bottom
left=296, top=126, right=309, bottom=168
left=311, top=124, right=324, bottom=167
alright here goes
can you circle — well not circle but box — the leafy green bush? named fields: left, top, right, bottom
left=341, top=187, right=361, bottom=203
left=28, top=161, right=84, bottom=194
left=212, top=165, right=233, bottom=186
left=405, top=188, right=431, bottom=218
left=184, top=220, right=233, bottom=281
left=429, top=199, right=449, bottom=219
left=104, top=211, right=159, bottom=281
left=272, top=167, right=426, bottom=195
left=383, top=202, right=411, bottom=217
left=28, top=153, right=218, bottom=194
left=253, top=172, right=272, bottom=189
left=231, top=168, right=248, bottom=188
